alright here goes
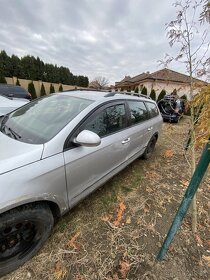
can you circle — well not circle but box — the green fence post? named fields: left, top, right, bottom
left=157, top=142, right=210, bottom=261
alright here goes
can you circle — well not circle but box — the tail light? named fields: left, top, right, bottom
left=27, top=92, right=32, bottom=100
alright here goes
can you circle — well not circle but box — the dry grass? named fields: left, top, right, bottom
left=3, top=117, right=210, bottom=280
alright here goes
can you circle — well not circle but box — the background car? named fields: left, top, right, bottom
left=0, top=94, right=29, bottom=121
left=0, top=90, right=162, bottom=276
left=157, top=94, right=185, bottom=123
left=0, top=83, right=32, bottom=100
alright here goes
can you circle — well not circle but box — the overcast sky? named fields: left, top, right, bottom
left=0, top=0, right=208, bottom=84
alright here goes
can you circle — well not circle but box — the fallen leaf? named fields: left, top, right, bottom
left=75, top=273, right=86, bottom=280
left=144, top=171, right=161, bottom=180
left=67, top=231, right=81, bottom=249
left=101, top=214, right=113, bottom=222
left=126, top=216, right=131, bottom=224
left=144, top=205, right=150, bottom=213
left=181, top=179, right=189, bottom=187
left=112, top=273, right=120, bottom=280
left=168, top=244, right=176, bottom=253
left=202, top=255, right=210, bottom=267
left=163, top=149, right=174, bottom=158
left=119, top=260, right=130, bottom=279
left=145, top=186, right=153, bottom=193
left=54, top=261, right=67, bottom=280
left=195, top=235, right=203, bottom=247
left=113, top=200, right=126, bottom=227
left=106, top=274, right=119, bottom=280
left=137, top=218, right=142, bottom=225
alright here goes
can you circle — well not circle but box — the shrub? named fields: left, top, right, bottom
left=16, top=78, right=20, bottom=86
left=50, top=83, right=55, bottom=93
left=28, top=81, right=37, bottom=99
left=171, top=88, right=177, bottom=95
left=180, top=94, right=187, bottom=100
left=0, top=75, right=7, bottom=83
left=150, top=89, right=156, bottom=100
left=157, top=89, right=166, bottom=101
left=58, top=84, right=63, bottom=92
left=141, top=86, right=147, bottom=96
left=40, top=83, right=46, bottom=96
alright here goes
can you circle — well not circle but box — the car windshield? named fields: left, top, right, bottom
left=0, top=94, right=93, bottom=144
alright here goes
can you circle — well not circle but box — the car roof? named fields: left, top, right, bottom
left=0, top=84, right=27, bottom=92
left=58, top=90, right=153, bottom=103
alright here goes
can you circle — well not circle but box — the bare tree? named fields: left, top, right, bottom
left=90, top=76, right=109, bottom=90
left=161, top=0, right=210, bottom=233
left=200, top=0, right=210, bottom=22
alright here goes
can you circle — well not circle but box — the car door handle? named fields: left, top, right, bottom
left=148, top=127, right=153, bottom=131
left=121, top=138, right=130, bottom=144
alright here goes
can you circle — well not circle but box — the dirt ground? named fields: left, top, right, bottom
left=3, top=117, right=210, bottom=280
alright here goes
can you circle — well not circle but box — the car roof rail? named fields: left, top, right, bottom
left=137, top=93, right=151, bottom=99
left=61, top=88, right=112, bottom=93
left=120, top=91, right=151, bottom=99
left=104, top=92, right=116, bottom=97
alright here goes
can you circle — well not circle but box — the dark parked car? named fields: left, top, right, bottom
left=157, top=94, right=185, bottom=123
left=0, top=84, right=32, bottom=100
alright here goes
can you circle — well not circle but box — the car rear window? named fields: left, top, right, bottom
left=146, top=102, right=159, bottom=118
left=127, top=100, right=148, bottom=124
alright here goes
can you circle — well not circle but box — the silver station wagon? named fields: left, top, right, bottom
left=0, top=90, right=162, bottom=276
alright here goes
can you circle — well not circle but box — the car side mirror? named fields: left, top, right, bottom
left=75, top=130, right=101, bottom=147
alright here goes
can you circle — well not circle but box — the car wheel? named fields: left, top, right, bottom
left=142, top=136, right=157, bottom=159
left=0, top=203, right=54, bottom=277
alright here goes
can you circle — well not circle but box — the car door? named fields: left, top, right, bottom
left=63, top=101, right=130, bottom=205
left=124, top=100, right=153, bottom=161
left=145, top=101, right=162, bottom=134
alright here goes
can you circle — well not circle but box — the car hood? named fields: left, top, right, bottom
left=0, top=132, right=44, bottom=175
left=0, top=96, right=29, bottom=116
left=0, top=107, right=18, bottom=116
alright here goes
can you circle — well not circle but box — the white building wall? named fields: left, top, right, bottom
left=140, top=81, right=194, bottom=99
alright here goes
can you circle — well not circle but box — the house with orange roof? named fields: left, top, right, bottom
left=115, top=68, right=205, bottom=99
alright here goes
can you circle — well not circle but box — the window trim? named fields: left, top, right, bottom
left=64, top=100, right=128, bottom=151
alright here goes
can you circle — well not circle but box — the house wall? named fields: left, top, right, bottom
left=145, top=80, right=191, bottom=98
left=116, top=80, right=199, bottom=99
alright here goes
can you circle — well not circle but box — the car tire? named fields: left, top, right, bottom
left=142, top=135, right=157, bottom=160
left=0, top=203, right=54, bottom=277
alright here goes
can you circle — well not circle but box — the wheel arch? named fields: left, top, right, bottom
left=153, top=132, right=158, bottom=141
left=0, top=200, right=63, bottom=221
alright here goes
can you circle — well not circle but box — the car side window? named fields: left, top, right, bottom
left=127, top=100, right=148, bottom=125
left=84, top=104, right=126, bottom=137
left=146, top=102, right=159, bottom=118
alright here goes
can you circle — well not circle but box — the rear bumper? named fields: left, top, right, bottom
left=161, top=113, right=180, bottom=122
